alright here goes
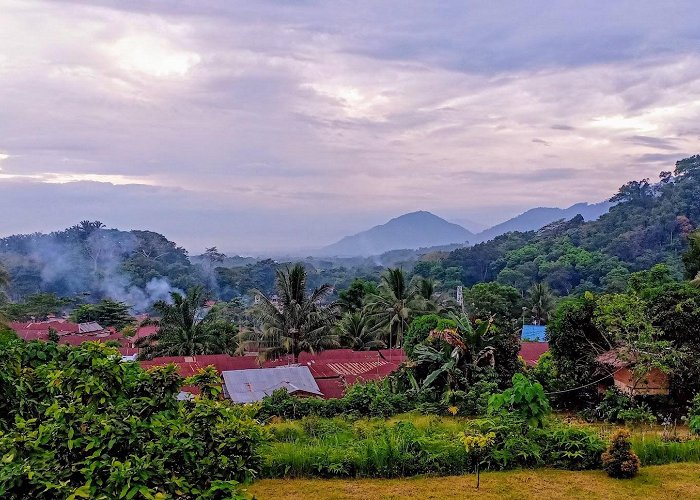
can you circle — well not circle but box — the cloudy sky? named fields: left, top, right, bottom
left=1, top=0, right=698, bottom=253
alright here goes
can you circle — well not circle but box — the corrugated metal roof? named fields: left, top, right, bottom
left=519, top=341, right=549, bottom=366
left=521, top=324, right=547, bottom=341
left=221, top=366, right=322, bottom=403
left=78, top=321, right=104, bottom=333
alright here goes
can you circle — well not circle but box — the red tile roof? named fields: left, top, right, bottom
left=140, top=349, right=406, bottom=398
left=519, top=341, right=549, bottom=366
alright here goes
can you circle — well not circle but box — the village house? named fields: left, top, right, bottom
left=596, top=348, right=670, bottom=396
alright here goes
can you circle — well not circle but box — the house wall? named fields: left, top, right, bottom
left=613, top=367, right=669, bottom=396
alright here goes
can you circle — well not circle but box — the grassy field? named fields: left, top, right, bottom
left=248, top=463, right=700, bottom=499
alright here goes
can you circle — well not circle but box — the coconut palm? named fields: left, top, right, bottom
left=365, top=268, right=423, bottom=349
left=254, top=263, right=339, bottom=363
left=336, top=310, right=385, bottom=351
left=527, top=282, right=556, bottom=325
left=136, top=286, right=239, bottom=359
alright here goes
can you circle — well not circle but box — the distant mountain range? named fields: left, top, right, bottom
left=470, top=201, right=612, bottom=244
left=319, top=211, right=473, bottom=257
left=317, top=202, right=612, bottom=257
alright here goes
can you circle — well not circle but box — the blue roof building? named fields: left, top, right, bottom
left=521, top=324, right=547, bottom=342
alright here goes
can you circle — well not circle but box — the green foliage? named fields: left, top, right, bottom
left=47, top=326, right=59, bottom=343
left=531, top=351, right=558, bottom=394
left=69, top=299, right=134, bottom=329
left=593, top=389, right=656, bottom=425
left=547, top=292, right=604, bottom=407
left=686, top=392, right=700, bottom=435
left=488, top=374, right=551, bottom=428
left=683, top=229, right=700, bottom=280
left=137, top=286, right=240, bottom=359
left=404, top=314, right=456, bottom=358
left=602, top=429, right=641, bottom=479
left=254, top=263, right=339, bottom=362
left=365, top=268, right=424, bottom=349
left=261, top=414, right=604, bottom=478
left=1, top=293, right=72, bottom=321
left=338, top=278, right=379, bottom=313
left=0, top=341, right=265, bottom=498
left=632, top=434, right=700, bottom=465
left=336, top=310, right=385, bottom=351
left=257, top=380, right=410, bottom=421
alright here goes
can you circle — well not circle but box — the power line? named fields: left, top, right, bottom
left=544, top=367, right=624, bottom=395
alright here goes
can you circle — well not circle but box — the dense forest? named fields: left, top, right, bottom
left=429, top=155, right=700, bottom=296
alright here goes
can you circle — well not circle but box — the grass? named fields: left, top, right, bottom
left=248, top=463, right=700, bottom=499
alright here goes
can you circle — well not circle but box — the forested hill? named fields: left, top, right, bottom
left=428, top=155, right=700, bottom=295
left=0, top=222, right=203, bottom=309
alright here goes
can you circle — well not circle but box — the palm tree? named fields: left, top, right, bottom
left=254, top=263, right=339, bottom=363
left=336, top=311, right=385, bottom=351
left=413, top=314, right=495, bottom=393
left=365, top=268, right=422, bottom=349
left=527, top=282, right=556, bottom=325
left=136, top=286, right=239, bottom=359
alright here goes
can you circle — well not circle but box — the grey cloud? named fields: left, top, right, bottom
left=627, top=136, right=679, bottom=151
left=635, top=153, right=689, bottom=164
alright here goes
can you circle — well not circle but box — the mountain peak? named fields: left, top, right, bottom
left=319, top=211, right=473, bottom=257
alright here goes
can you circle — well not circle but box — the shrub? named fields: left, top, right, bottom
left=404, top=314, right=456, bottom=358
left=0, top=341, right=265, bottom=498
left=687, top=392, right=700, bottom=435
left=595, top=388, right=656, bottom=425
left=488, top=373, right=550, bottom=428
left=602, top=429, right=641, bottom=479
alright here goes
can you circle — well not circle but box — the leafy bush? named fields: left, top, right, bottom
left=0, top=340, right=265, bottom=498
left=488, top=373, right=551, bottom=428
left=531, top=351, right=558, bottom=394
left=534, top=426, right=605, bottom=470
left=404, top=314, right=456, bottom=358
left=257, top=380, right=410, bottom=421
left=686, top=392, right=700, bottom=435
left=595, top=388, right=656, bottom=425
left=602, top=429, right=641, bottom=479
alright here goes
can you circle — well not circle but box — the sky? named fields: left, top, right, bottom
left=0, top=0, right=698, bottom=254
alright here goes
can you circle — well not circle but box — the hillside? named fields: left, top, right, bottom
left=432, top=155, right=700, bottom=295
left=0, top=222, right=202, bottom=310
left=319, top=211, right=473, bottom=257
left=472, top=201, right=612, bottom=243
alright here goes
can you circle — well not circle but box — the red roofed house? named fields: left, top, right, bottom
left=596, top=348, right=669, bottom=396
left=519, top=342, right=549, bottom=367
left=140, top=349, right=406, bottom=400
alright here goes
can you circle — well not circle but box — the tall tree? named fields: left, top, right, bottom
left=527, top=282, right=557, bottom=325
left=683, top=229, right=700, bottom=280
left=254, top=263, right=338, bottom=363
left=136, top=286, right=239, bottom=359
left=366, top=268, right=422, bottom=349
left=336, top=310, right=385, bottom=351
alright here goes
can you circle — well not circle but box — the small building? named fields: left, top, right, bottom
left=78, top=321, right=104, bottom=334
left=596, top=349, right=669, bottom=396
left=519, top=341, right=549, bottom=366
left=521, top=324, right=547, bottom=342
left=221, top=366, right=323, bottom=403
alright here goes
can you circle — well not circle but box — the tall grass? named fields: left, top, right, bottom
left=261, top=414, right=605, bottom=479
left=633, top=435, right=700, bottom=465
